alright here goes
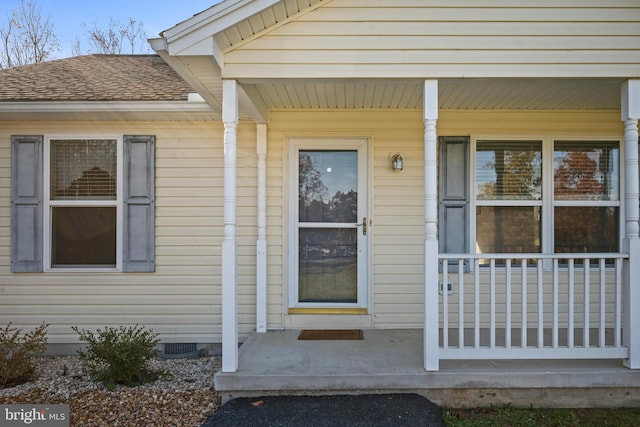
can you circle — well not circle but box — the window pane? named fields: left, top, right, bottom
left=299, top=151, right=357, bottom=223
left=51, top=139, right=117, bottom=200
left=51, top=207, right=116, bottom=267
left=554, top=141, right=619, bottom=201
left=299, top=228, right=357, bottom=303
left=476, top=141, right=542, bottom=200
left=555, top=207, right=618, bottom=253
left=476, top=206, right=541, bottom=254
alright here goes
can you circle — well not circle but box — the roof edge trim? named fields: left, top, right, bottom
left=162, top=0, right=281, bottom=43
left=0, top=101, right=214, bottom=113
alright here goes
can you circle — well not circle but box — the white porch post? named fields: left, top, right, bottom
left=622, top=79, right=640, bottom=369
left=222, top=80, right=239, bottom=372
left=424, top=80, right=440, bottom=371
left=256, top=123, right=268, bottom=333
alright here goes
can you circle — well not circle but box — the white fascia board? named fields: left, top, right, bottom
left=152, top=32, right=222, bottom=66
left=148, top=37, right=168, bottom=52
left=162, top=0, right=279, bottom=41
left=0, top=101, right=214, bottom=113
left=161, top=0, right=282, bottom=67
left=151, top=49, right=224, bottom=112
left=171, top=37, right=216, bottom=56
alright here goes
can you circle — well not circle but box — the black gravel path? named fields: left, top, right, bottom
left=202, top=393, right=445, bottom=426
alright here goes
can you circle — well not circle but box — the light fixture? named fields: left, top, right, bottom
left=390, top=152, right=404, bottom=171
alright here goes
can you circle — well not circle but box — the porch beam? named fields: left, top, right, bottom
left=424, top=79, right=439, bottom=371
left=238, top=84, right=268, bottom=124
left=256, top=123, right=268, bottom=333
left=622, top=79, right=640, bottom=369
left=222, top=79, right=239, bottom=372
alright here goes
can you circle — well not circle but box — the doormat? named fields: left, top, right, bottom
left=298, top=329, right=363, bottom=340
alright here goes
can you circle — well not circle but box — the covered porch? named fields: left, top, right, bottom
left=214, top=328, right=640, bottom=407
left=207, top=79, right=640, bottom=374
left=202, top=77, right=640, bottom=384
left=149, top=0, right=640, bottom=400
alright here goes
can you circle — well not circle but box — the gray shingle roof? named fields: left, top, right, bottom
left=0, top=55, right=193, bottom=102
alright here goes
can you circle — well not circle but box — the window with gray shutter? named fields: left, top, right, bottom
left=11, top=134, right=155, bottom=273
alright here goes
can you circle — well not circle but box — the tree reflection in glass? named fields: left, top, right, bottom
left=554, top=142, right=619, bottom=255
left=475, top=141, right=542, bottom=263
left=298, top=151, right=358, bottom=303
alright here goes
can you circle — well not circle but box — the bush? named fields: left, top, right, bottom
left=0, top=322, right=48, bottom=388
left=73, top=324, right=162, bottom=390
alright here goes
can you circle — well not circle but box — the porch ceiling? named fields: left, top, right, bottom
left=164, top=54, right=625, bottom=117
left=243, top=77, right=624, bottom=111
left=187, top=75, right=624, bottom=119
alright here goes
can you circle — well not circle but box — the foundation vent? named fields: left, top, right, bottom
left=159, top=343, right=199, bottom=359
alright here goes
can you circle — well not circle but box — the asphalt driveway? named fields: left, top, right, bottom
left=202, top=393, right=445, bottom=426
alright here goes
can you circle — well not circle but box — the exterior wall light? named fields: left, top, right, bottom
left=390, top=152, right=404, bottom=171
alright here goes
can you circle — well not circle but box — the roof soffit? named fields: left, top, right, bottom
left=157, top=0, right=330, bottom=121
left=161, top=0, right=328, bottom=62
left=162, top=0, right=281, bottom=60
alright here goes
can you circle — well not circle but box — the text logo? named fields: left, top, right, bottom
left=1, top=405, right=69, bottom=426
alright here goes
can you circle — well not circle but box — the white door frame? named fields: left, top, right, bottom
left=287, top=137, right=370, bottom=311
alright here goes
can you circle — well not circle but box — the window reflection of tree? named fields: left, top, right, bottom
left=477, top=144, right=541, bottom=256
left=299, top=153, right=358, bottom=223
left=298, top=153, right=358, bottom=259
left=299, top=154, right=328, bottom=222
left=554, top=144, right=618, bottom=254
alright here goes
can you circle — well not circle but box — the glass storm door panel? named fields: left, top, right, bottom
left=289, top=139, right=368, bottom=308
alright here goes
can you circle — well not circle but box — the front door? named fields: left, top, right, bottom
left=288, top=138, right=369, bottom=311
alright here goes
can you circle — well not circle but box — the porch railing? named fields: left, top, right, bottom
left=437, top=253, right=628, bottom=360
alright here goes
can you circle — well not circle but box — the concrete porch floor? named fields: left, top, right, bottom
left=214, top=329, right=640, bottom=407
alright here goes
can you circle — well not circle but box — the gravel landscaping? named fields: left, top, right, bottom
left=0, top=355, right=222, bottom=426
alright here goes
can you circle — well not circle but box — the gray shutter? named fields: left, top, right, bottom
left=123, top=135, right=155, bottom=272
left=439, top=136, right=470, bottom=272
left=11, top=136, right=43, bottom=272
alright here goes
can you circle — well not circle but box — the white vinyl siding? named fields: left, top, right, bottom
left=223, top=0, right=640, bottom=79
left=0, top=110, right=625, bottom=340
left=1, top=121, right=258, bottom=344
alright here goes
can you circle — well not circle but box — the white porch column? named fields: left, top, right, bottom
left=222, top=80, right=239, bottom=372
left=622, top=79, right=640, bottom=369
left=424, top=80, right=440, bottom=371
left=256, top=123, right=268, bottom=333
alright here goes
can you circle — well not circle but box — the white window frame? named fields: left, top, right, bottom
left=471, top=136, right=624, bottom=262
left=43, top=135, right=124, bottom=272
left=472, top=138, right=544, bottom=255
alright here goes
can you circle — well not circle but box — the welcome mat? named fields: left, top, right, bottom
left=298, top=329, right=364, bottom=340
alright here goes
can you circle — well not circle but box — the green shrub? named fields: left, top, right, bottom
left=0, top=322, right=48, bottom=388
left=73, top=324, right=162, bottom=390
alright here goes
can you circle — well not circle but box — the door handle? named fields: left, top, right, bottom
left=355, top=217, right=367, bottom=236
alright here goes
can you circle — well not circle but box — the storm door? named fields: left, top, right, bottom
left=288, top=138, right=369, bottom=310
